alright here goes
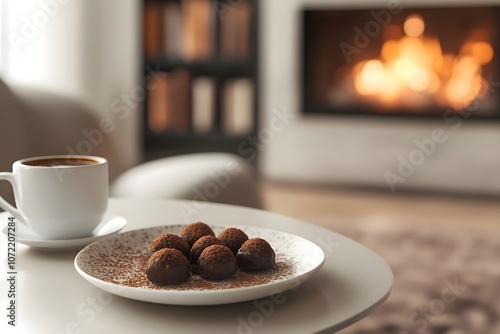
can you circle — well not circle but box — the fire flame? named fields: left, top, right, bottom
left=351, top=14, right=493, bottom=110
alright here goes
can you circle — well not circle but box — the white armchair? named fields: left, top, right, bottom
left=111, top=153, right=262, bottom=208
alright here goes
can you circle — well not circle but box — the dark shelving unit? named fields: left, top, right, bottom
left=142, top=0, right=259, bottom=163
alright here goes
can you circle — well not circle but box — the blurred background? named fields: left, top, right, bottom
left=1, top=0, right=500, bottom=333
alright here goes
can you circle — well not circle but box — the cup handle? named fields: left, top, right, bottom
left=0, top=172, right=28, bottom=225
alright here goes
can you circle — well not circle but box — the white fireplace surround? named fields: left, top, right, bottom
left=259, top=0, right=500, bottom=195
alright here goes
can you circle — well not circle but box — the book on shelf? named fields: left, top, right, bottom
left=143, top=1, right=163, bottom=59
left=162, top=2, right=182, bottom=58
left=220, top=0, right=251, bottom=59
left=147, top=73, right=169, bottom=132
left=167, top=69, right=191, bottom=133
left=147, top=70, right=191, bottom=133
left=192, top=77, right=216, bottom=133
left=182, top=0, right=214, bottom=60
left=222, top=78, right=254, bottom=135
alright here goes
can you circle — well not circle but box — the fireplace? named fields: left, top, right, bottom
left=303, top=6, right=500, bottom=118
left=260, top=0, right=500, bottom=195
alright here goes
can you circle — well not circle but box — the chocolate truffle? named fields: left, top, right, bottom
left=190, top=235, right=224, bottom=264
left=236, top=238, right=276, bottom=272
left=146, top=248, right=190, bottom=285
left=198, top=245, right=238, bottom=280
left=179, top=222, right=215, bottom=248
left=218, top=228, right=249, bottom=255
left=148, top=233, right=190, bottom=259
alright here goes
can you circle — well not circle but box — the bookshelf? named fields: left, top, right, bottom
left=142, top=0, right=259, bottom=162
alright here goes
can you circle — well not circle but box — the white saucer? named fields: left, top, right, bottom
left=0, top=212, right=127, bottom=250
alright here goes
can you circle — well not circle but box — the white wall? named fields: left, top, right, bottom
left=1, top=0, right=142, bottom=175
left=259, top=0, right=500, bottom=195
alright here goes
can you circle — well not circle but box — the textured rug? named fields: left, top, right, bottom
left=329, top=220, right=500, bottom=334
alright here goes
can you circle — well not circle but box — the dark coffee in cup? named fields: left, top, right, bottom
left=22, top=157, right=98, bottom=167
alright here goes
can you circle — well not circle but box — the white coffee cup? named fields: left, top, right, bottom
left=0, top=155, right=108, bottom=240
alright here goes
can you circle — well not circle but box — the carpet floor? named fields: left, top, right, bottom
left=331, top=220, right=500, bottom=334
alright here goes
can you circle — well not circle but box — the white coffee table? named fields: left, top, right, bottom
left=0, top=198, right=392, bottom=333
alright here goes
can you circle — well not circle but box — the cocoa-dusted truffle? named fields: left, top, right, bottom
left=179, top=222, right=215, bottom=248
left=198, top=245, right=238, bottom=280
left=146, top=248, right=190, bottom=285
left=148, top=233, right=190, bottom=259
left=218, top=227, right=249, bottom=255
left=237, top=238, right=276, bottom=272
left=190, top=235, right=224, bottom=264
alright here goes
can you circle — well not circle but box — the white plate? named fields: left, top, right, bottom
left=1, top=212, right=127, bottom=250
left=74, top=225, right=325, bottom=306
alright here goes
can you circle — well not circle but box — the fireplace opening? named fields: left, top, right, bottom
left=302, top=6, right=500, bottom=118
